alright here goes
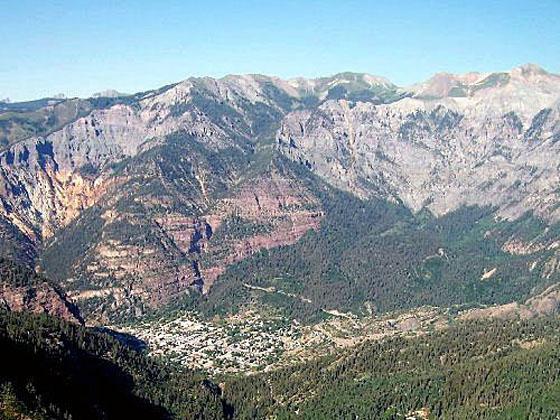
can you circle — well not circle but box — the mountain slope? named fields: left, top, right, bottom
left=224, top=317, right=560, bottom=418
left=0, top=258, right=82, bottom=324
left=0, top=309, right=224, bottom=419
left=202, top=186, right=560, bottom=321
left=278, top=65, right=560, bottom=222
left=0, top=66, right=559, bottom=322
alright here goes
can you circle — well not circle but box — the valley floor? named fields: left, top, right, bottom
left=116, top=306, right=451, bottom=375
left=115, top=281, right=560, bottom=376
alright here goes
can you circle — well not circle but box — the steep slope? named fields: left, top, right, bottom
left=408, top=64, right=560, bottom=120
left=0, top=310, right=225, bottom=419
left=0, top=72, right=339, bottom=249
left=25, top=77, right=325, bottom=322
left=0, top=258, right=82, bottom=324
left=278, top=65, right=560, bottom=222
left=0, top=97, right=94, bottom=149
left=0, top=66, right=559, bottom=323
left=202, top=185, right=560, bottom=321
left=39, top=135, right=322, bottom=322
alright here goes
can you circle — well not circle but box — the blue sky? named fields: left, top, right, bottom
left=1, top=0, right=559, bottom=101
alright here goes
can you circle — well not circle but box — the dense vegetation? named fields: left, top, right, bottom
left=3, top=307, right=560, bottom=419
left=3, top=250, right=560, bottom=419
left=224, top=317, right=560, bottom=419
left=0, top=309, right=226, bottom=419
left=0, top=257, right=47, bottom=287
left=201, top=163, right=560, bottom=322
left=0, top=217, right=37, bottom=267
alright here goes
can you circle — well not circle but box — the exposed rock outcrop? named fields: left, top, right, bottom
left=0, top=281, right=83, bottom=324
left=278, top=66, right=560, bottom=222
left=460, top=282, right=560, bottom=321
left=0, top=67, right=559, bottom=322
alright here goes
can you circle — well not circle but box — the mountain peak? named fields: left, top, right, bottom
left=409, top=71, right=486, bottom=98
left=326, top=72, right=395, bottom=87
left=91, top=89, right=129, bottom=98
left=408, top=63, right=559, bottom=102
left=511, top=63, right=548, bottom=76
left=284, top=72, right=398, bottom=103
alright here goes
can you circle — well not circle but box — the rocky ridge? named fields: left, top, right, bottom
left=0, top=65, right=558, bottom=321
left=279, top=64, right=560, bottom=221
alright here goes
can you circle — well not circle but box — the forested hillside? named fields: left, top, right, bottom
left=224, top=317, right=560, bottom=419
left=0, top=258, right=83, bottom=323
left=3, top=308, right=560, bottom=419
left=0, top=310, right=225, bottom=419
left=201, top=173, right=560, bottom=322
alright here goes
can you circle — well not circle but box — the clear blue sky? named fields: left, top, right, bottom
left=1, top=0, right=559, bottom=101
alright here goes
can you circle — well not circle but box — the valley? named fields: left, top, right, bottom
left=115, top=306, right=449, bottom=375
left=3, top=1, right=560, bottom=417
left=1, top=64, right=560, bottom=418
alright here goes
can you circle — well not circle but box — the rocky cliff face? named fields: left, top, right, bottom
left=198, top=166, right=323, bottom=290
left=0, top=66, right=559, bottom=322
left=278, top=65, right=560, bottom=222
left=0, top=281, right=82, bottom=323
left=0, top=75, right=323, bottom=322
left=40, top=153, right=323, bottom=323
left=0, top=258, right=82, bottom=323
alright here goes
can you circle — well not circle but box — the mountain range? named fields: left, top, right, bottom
left=0, top=64, right=559, bottom=324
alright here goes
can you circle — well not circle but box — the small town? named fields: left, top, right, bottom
left=117, top=307, right=448, bottom=374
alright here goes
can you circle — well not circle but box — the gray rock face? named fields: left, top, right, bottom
left=278, top=65, right=560, bottom=222
left=0, top=75, right=296, bottom=241
left=1, top=65, right=559, bottom=252
left=0, top=74, right=325, bottom=321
